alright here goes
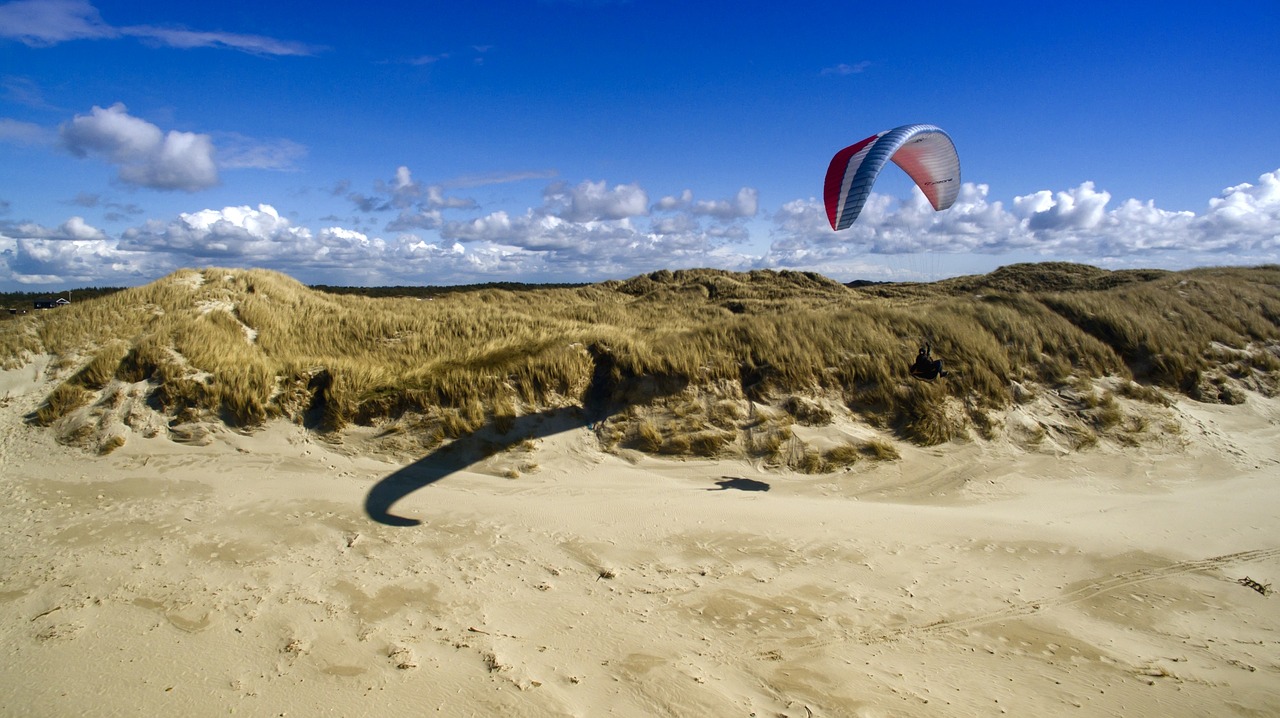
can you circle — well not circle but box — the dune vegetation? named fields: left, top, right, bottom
left=2, top=263, right=1278, bottom=467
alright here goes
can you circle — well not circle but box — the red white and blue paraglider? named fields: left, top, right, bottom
left=823, top=124, right=961, bottom=230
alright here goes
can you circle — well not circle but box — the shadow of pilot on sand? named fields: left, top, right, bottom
left=707, top=477, right=771, bottom=492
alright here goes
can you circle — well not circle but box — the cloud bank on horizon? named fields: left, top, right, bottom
left=5, top=164, right=1277, bottom=287
left=1, top=0, right=1277, bottom=289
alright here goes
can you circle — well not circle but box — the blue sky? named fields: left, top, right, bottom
left=1, top=0, right=1278, bottom=289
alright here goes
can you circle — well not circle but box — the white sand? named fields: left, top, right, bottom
left=2, top=365, right=1278, bottom=717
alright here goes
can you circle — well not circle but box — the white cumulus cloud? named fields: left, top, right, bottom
left=345, top=166, right=478, bottom=221
left=0, top=215, right=165, bottom=285
left=1014, top=182, right=1112, bottom=231
left=72, top=203, right=539, bottom=285
left=60, top=103, right=218, bottom=191
left=692, top=187, right=759, bottom=219
left=433, top=179, right=762, bottom=278
left=1196, top=171, right=1280, bottom=244
left=3, top=215, right=106, bottom=241
left=653, top=187, right=759, bottom=220
left=121, top=204, right=311, bottom=258
left=548, top=180, right=649, bottom=222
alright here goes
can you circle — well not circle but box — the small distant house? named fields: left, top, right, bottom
left=33, top=298, right=70, bottom=310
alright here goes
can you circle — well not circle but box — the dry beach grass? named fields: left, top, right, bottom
left=5, top=262, right=1279, bottom=458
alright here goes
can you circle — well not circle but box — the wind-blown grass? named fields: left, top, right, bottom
left=4, top=263, right=1278, bottom=459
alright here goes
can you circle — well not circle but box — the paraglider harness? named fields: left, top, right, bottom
left=910, top=344, right=946, bottom=381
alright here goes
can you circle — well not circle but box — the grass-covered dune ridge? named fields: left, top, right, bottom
left=3, top=263, right=1278, bottom=464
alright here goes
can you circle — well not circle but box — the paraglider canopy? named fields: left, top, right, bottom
left=824, top=124, right=961, bottom=231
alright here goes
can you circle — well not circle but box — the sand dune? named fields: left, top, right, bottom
left=2, top=361, right=1279, bottom=717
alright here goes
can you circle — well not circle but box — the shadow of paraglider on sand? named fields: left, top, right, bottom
left=364, top=343, right=692, bottom=527
left=364, top=406, right=593, bottom=527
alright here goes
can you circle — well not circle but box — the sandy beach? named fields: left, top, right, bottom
left=2, top=359, right=1279, bottom=717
